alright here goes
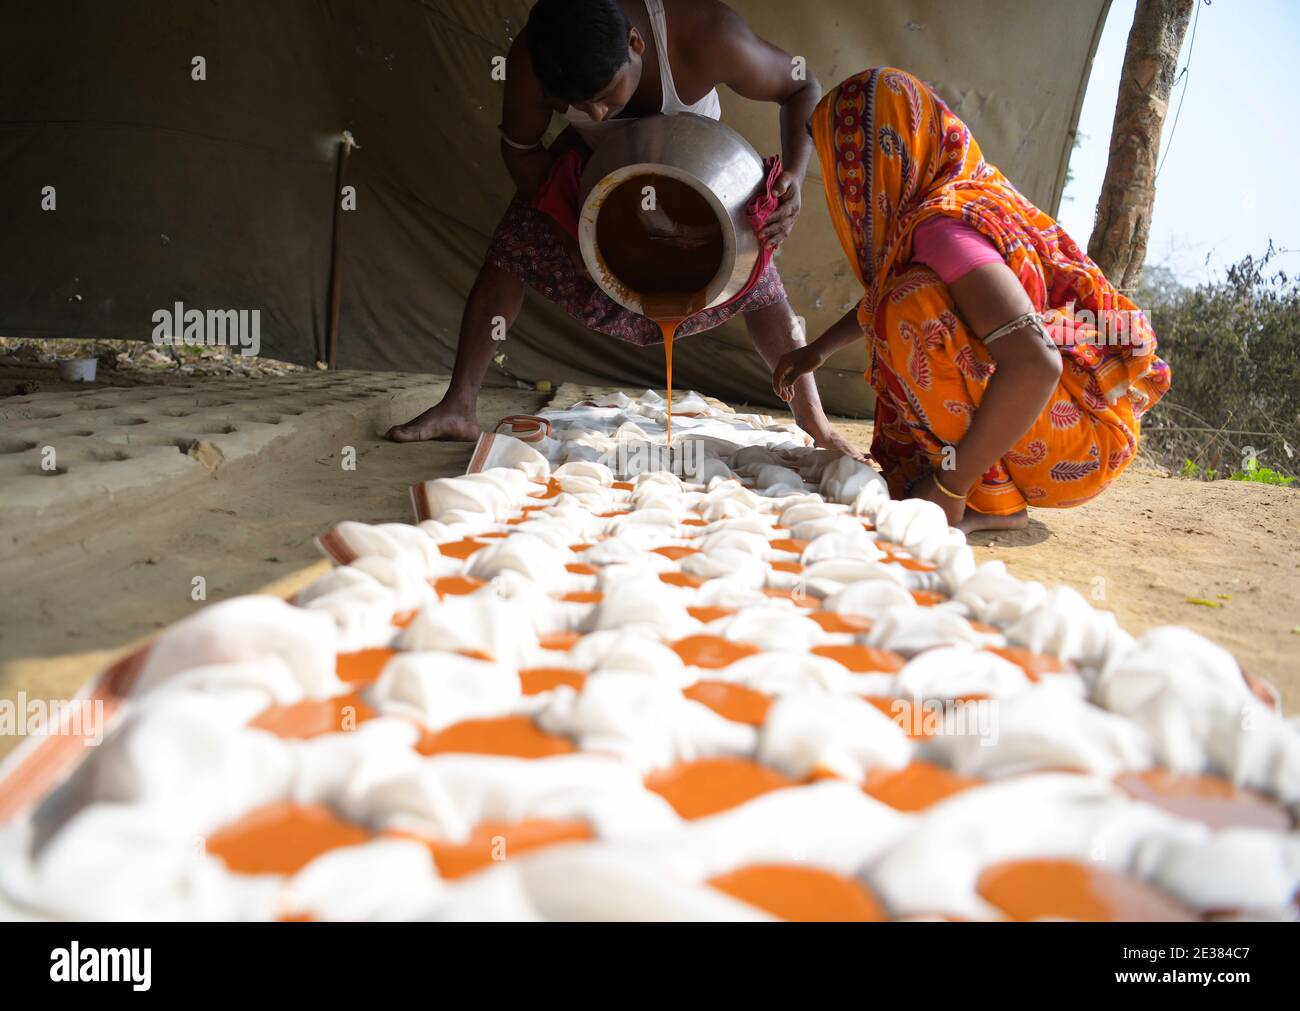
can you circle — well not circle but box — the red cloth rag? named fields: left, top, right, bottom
left=716, top=153, right=782, bottom=308
left=532, top=149, right=585, bottom=241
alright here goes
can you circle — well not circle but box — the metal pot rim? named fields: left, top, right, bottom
left=579, top=164, right=741, bottom=316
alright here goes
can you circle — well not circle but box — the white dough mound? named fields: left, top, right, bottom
left=2, top=391, right=1296, bottom=922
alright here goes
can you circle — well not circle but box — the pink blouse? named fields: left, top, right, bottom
left=911, top=215, right=1003, bottom=284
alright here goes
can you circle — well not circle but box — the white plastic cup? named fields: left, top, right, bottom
left=58, top=357, right=98, bottom=383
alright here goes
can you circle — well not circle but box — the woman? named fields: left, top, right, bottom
left=774, top=68, right=1171, bottom=533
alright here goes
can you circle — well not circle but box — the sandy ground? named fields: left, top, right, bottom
left=1, top=371, right=1296, bottom=762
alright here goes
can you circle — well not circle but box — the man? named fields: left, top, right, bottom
left=387, top=0, right=857, bottom=456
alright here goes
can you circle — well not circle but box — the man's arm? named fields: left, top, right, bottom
left=701, top=3, right=822, bottom=249
left=499, top=34, right=557, bottom=200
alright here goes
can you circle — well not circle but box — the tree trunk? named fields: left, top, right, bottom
left=1087, top=0, right=1195, bottom=292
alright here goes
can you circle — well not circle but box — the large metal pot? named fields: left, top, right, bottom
left=578, top=113, right=765, bottom=315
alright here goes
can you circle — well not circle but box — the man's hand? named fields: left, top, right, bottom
left=758, top=171, right=802, bottom=251
left=771, top=340, right=825, bottom=402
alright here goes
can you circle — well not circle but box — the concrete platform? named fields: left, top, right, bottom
left=1, top=371, right=462, bottom=554
left=0, top=371, right=549, bottom=758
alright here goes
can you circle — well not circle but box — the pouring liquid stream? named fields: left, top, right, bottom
left=660, top=318, right=677, bottom=446
left=595, top=173, right=723, bottom=460
left=646, top=299, right=702, bottom=447
left=644, top=287, right=704, bottom=448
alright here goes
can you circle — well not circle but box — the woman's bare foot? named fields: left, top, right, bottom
left=385, top=402, right=481, bottom=443
left=958, top=509, right=1028, bottom=534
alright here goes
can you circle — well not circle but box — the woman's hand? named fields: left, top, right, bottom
left=907, top=471, right=967, bottom=527
left=772, top=341, right=826, bottom=402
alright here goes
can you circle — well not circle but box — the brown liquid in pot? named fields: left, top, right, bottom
left=595, top=174, right=722, bottom=446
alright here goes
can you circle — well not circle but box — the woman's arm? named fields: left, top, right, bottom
left=940, top=262, right=1063, bottom=493
left=913, top=261, right=1062, bottom=522
left=771, top=305, right=862, bottom=401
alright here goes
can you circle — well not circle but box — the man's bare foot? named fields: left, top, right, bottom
left=958, top=509, right=1029, bottom=534
left=385, top=403, right=481, bottom=443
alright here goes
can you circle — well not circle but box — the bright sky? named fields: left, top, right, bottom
left=1058, top=0, right=1300, bottom=286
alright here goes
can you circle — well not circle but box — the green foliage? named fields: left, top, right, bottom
left=1062, top=131, right=1087, bottom=201
left=1228, top=457, right=1295, bottom=486
left=1137, top=246, right=1299, bottom=485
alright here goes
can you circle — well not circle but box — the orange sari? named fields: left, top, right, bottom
left=811, top=68, right=1171, bottom=514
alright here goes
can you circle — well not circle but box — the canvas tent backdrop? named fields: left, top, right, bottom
left=0, top=0, right=1110, bottom=416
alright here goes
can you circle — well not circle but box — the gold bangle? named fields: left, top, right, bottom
left=932, top=471, right=967, bottom=500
